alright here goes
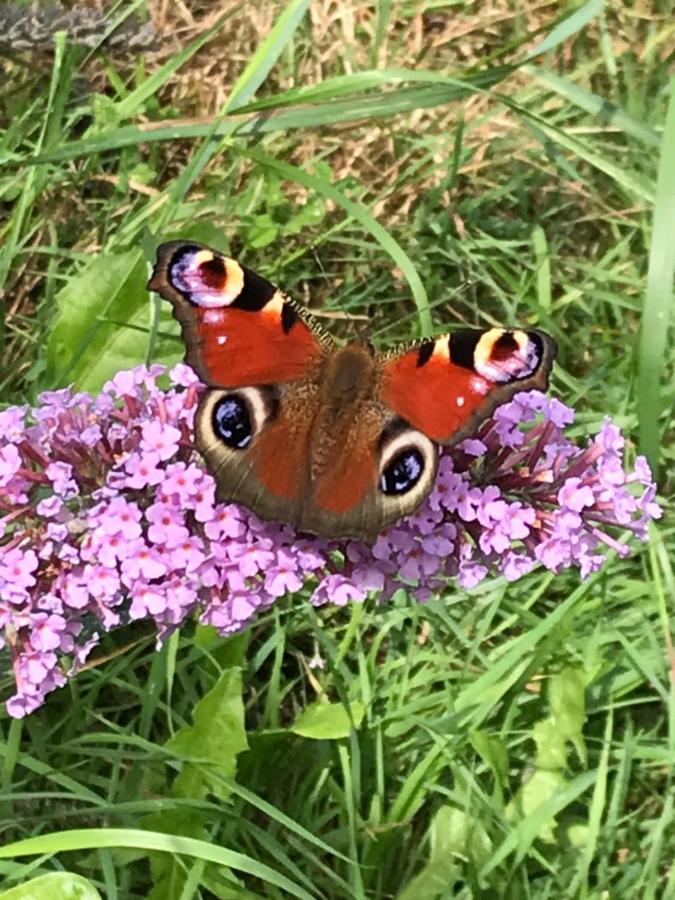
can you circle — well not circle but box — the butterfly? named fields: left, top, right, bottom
left=147, top=241, right=557, bottom=542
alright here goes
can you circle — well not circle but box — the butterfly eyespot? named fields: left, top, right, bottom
left=199, top=256, right=226, bottom=288
left=167, top=246, right=244, bottom=309
left=472, top=329, right=542, bottom=382
left=212, top=395, right=253, bottom=449
left=380, top=447, right=425, bottom=495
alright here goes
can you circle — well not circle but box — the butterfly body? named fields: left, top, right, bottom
left=148, top=241, right=557, bottom=541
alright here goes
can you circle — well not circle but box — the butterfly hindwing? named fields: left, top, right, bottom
left=196, top=379, right=438, bottom=541
left=147, top=241, right=333, bottom=387
left=196, top=384, right=315, bottom=528
left=378, top=328, right=557, bottom=443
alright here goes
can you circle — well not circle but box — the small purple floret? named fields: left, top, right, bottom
left=0, top=364, right=661, bottom=716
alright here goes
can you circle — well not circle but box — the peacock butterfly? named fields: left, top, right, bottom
left=147, top=241, right=557, bottom=541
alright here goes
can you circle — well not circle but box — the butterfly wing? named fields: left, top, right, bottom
left=378, top=328, right=557, bottom=443
left=149, top=245, right=557, bottom=541
left=147, top=241, right=334, bottom=386
left=302, top=408, right=439, bottom=540
left=196, top=383, right=318, bottom=528
left=148, top=241, right=336, bottom=528
left=196, top=375, right=439, bottom=542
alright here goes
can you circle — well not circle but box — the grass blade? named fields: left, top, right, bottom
left=526, top=0, right=604, bottom=59
left=226, top=0, right=310, bottom=111
left=524, top=65, right=659, bottom=146
left=637, top=75, right=675, bottom=474
left=112, top=15, right=230, bottom=121
left=245, top=147, right=432, bottom=334
left=0, top=829, right=317, bottom=900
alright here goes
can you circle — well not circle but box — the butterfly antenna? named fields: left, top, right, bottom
left=308, top=247, right=370, bottom=338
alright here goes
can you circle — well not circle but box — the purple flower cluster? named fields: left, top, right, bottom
left=0, top=364, right=661, bottom=717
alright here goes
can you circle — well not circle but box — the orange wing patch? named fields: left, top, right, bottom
left=148, top=241, right=331, bottom=388
left=195, top=304, right=323, bottom=386
left=252, top=418, right=309, bottom=500
left=313, top=447, right=377, bottom=514
left=380, top=329, right=556, bottom=443
left=381, top=350, right=490, bottom=441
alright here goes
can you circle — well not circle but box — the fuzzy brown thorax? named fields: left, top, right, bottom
left=318, top=342, right=376, bottom=409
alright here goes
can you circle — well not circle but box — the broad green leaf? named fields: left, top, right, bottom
left=470, top=729, right=508, bottom=785
left=531, top=667, right=587, bottom=770
left=43, top=221, right=230, bottom=392
left=533, top=718, right=568, bottom=770
left=546, top=666, right=587, bottom=765
left=167, top=668, right=248, bottom=801
left=508, top=667, right=588, bottom=842
left=566, top=822, right=591, bottom=848
left=483, top=771, right=597, bottom=875
left=0, top=873, right=101, bottom=899
left=397, top=806, right=492, bottom=900
left=44, top=248, right=147, bottom=390
left=507, top=768, right=566, bottom=843
left=291, top=700, right=364, bottom=739
left=431, top=806, right=492, bottom=867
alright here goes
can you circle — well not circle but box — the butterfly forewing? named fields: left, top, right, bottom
left=148, top=241, right=332, bottom=387
left=378, top=328, right=557, bottom=444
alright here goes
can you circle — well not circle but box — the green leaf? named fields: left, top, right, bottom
left=43, top=220, right=233, bottom=391
left=166, top=669, right=248, bottom=801
left=531, top=667, right=587, bottom=770
left=483, top=771, right=597, bottom=875
left=290, top=700, right=365, bottom=740
left=532, top=718, right=568, bottom=770
left=507, top=667, right=589, bottom=842
left=507, top=768, right=566, bottom=843
left=470, top=729, right=508, bottom=786
left=44, top=248, right=147, bottom=390
left=0, top=873, right=102, bottom=899
left=397, top=806, right=492, bottom=900
left=546, top=666, right=587, bottom=765
left=433, top=806, right=492, bottom=866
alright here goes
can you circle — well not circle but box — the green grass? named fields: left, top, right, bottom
left=0, top=0, right=674, bottom=897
